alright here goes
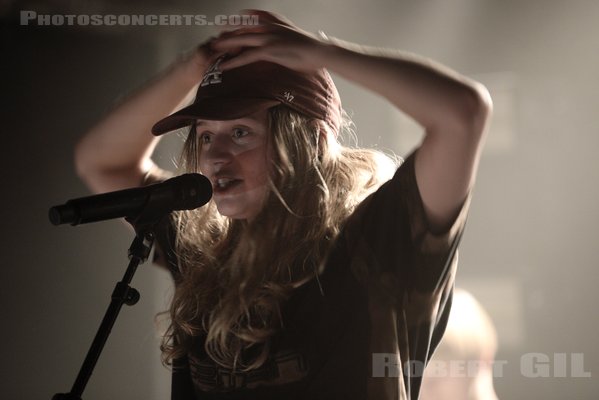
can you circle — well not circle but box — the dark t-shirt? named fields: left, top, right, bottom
left=151, top=149, right=471, bottom=400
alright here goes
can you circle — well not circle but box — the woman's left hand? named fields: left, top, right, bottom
left=211, top=10, right=328, bottom=72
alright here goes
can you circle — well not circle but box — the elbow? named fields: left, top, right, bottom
left=73, top=132, right=109, bottom=188
left=454, top=82, right=493, bottom=137
left=73, top=135, right=94, bottom=182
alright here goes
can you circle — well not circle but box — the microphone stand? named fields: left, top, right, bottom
left=52, top=193, right=174, bottom=400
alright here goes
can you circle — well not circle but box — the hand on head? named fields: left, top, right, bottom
left=209, top=9, right=327, bottom=72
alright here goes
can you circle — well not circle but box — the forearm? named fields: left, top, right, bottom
left=316, top=37, right=490, bottom=134
left=75, top=49, right=207, bottom=191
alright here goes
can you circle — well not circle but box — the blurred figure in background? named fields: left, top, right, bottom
left=420, top=288, right=499, bottom=400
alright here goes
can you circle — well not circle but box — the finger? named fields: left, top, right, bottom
left=192, top=37, right=224, bottom=64
left=214, top=22, right=290, bottom=43
left=216, top=25, right=270, bottom=38
left=212, top=33, right=274, bottom=51
left=219, top=48, right=270, bottom=70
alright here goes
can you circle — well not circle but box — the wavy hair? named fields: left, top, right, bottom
left=160, top=105, right=398, bottom=371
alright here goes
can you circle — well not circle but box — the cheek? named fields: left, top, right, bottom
left=195, top=147, right=206, bottom=173
left=197, top=157, right=206, bottom=174
left=199, top=161, right=213, bottom=177
left=238, top=147, right=271, bottom=183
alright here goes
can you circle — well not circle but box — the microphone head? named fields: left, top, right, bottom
left=169, top=173, right=213, bottom=210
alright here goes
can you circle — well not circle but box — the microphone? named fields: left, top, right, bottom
left=49, top=174, right=212, bottom=226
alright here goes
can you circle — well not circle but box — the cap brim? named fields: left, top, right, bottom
left=151, top=98, right=280, bottom=136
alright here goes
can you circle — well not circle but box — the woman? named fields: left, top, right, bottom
left=75, top=10, right=491, bottom=400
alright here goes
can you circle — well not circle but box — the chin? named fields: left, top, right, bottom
left=215, top=196, right=264, bottom=221
left=216, top=204, right=254, bottom=220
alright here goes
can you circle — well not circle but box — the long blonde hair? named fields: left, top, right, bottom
left=161, top=105, right=397, bottom=371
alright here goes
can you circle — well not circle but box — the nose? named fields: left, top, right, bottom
left=203, top=134, right=234, bottom=166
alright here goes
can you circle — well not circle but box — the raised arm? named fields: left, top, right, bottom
left=75, top=43, right=214, bottom=194
left=319, top=40, right=491, bottom=233
left=213, top=10, right=492, bottom=233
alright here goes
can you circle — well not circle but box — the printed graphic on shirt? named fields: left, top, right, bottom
left=188, top=348, right=309, bottom=391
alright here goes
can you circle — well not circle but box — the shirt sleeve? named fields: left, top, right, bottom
left=342, top=147, right=472, bottom=400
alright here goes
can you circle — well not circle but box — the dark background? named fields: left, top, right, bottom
left=2, top=0, right=598, bottom=398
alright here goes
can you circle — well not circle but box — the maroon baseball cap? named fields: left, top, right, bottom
left=151, top=55, right=342, bottom=136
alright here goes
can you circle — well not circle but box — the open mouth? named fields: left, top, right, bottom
left=213, top=178, right=242, bottom=193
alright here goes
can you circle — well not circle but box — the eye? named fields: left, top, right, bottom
left=199, top=132, right=212, bottom=144
left=232, top=128, right=249, bottom=139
